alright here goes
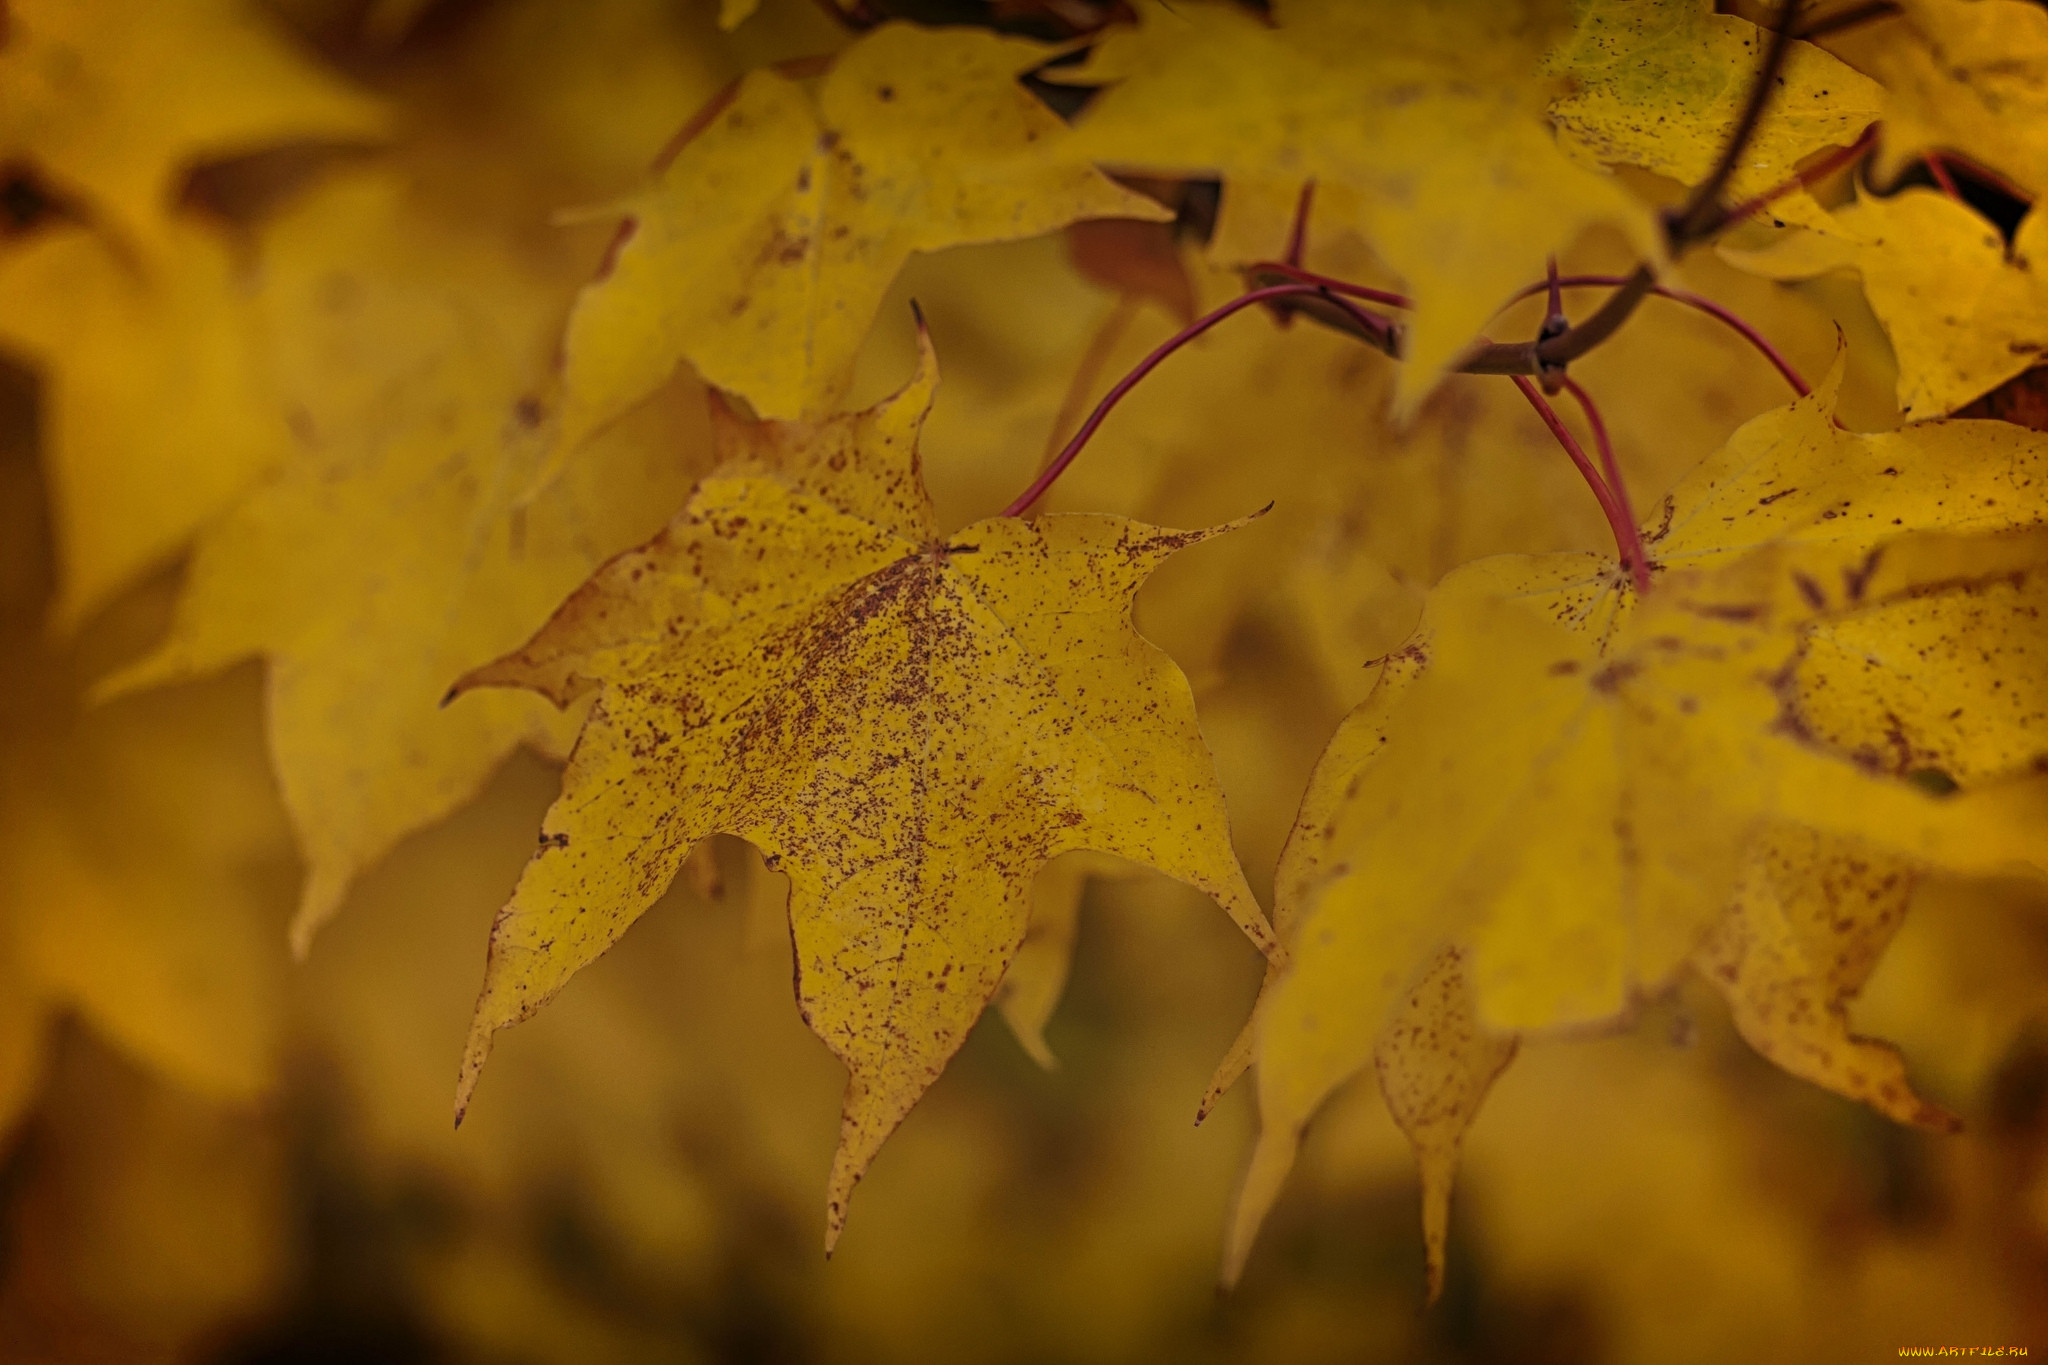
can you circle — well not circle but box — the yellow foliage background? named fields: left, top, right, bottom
left=0, top=1, right=2043, bottom=1362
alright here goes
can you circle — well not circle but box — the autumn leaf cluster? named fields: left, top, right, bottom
left=2, top=0, right=2047, bottom=1356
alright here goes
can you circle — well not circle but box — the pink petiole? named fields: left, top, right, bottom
left=999, top=282, right=1397, bottom=518
left=1254, top=262, right=1808, bottom=396
left=1925, top=151, right=1963, bottom=200
left=1715, top=123, right=1879, bottom=228
left=1001, top=259, right=1790, bottom=588
left=1505, top=275, right=1809, bottom=397
left=1509, top=375, right=1652, bottom=595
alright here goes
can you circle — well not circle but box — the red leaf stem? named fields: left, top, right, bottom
left=1925, top=151, right=1963, bottom=200
left=1715, top=123, right=1878, bottom=229
left=1558, top=375, right=1646, bottom=576
left=1000, top=282, right=1387, bottom=517
left=1243, top=260, right=1414, bottom=310
left=1253, top=262, right=1806, bottom=396
left=1508, top=374, right=1652, bottom=595
left=1508, top=275, right=1808, bottom=396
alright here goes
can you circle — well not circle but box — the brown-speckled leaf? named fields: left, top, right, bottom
left=450, top=331, right=1273, bottom=1250
left=1695, top=828, right=1955, bottom=1131
left=1375, top=945, right=1517, bottom=1305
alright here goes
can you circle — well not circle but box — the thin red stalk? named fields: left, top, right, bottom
left=1558, top=376, right=1646, bottom=574
left=1508, top=275, right=1808, bottom=396
left=1254, top=259, right=1805, bottom=394
left=1716, top=123, right=1878, bottom=228
left=1245, top=260, right=1414, bottom=309
left=1313, top=291, right=1400, bottom=347
left=1508, top=375, right=1652, bottom=595
left=1001, top=283, right=1367, bottom=517
left=1925, top=150, right=1963, bottom=200
left=1284, top=180, right=1316, bottom=267
left=1925, top=152, right=2034, bottom=207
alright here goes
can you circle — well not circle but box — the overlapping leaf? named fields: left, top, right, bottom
left=1064, top=0, right=1660, bottom=408
left=104, top=171, right=703, bottom=953
left=1724, top=190, right=2048, bottom=418
left=0, top=224, right=289, bottom=628
left=451, top=335, right=1273, bottom=1249
left=0, top=0, right=384, bottom=249
left=554, top=21, right=1164, bottom=444
left=1694, top=829, right=1948, bottom=1131
left=1547, top=0, right=1881, bottom=231
left=1827, top=0, right=2048, bottom=199
left=1225, top=366, right=2048, bottom=1283
left=0, top=0, right=386, bottom=624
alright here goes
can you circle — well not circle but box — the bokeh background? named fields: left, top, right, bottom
left=1, top=2, right=2045, bottom=1361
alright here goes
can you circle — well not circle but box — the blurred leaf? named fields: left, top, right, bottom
left=102, top=169, right=706, bottom=954
left=0, top=0, right=384, bottom=249
left=1547, top=0, right=1880, bottom=231
left=555, top=21, right=1164, bottom=440
left=1066, top=0, right=1660, bottom=408
left=1228, top=364, right=2048, bottom=1284
left=1835, top=0, right=2048, bottom=198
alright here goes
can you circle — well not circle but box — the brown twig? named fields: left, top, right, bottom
left=1283, top=180, right=1315, bottom=268
left=1667, top=0, right=1803, bottom=245
left=1258, top=0, right=1803, bottom=380
left=998, top=0, right=1822, bottom=521
left=1508, top=275, right=1811, bottom=396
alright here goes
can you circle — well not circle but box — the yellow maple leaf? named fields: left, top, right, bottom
left=554, top=21, right=1165, bottom=441
left=449, top=332, right=1274, bottom=1250
left=1722, top=190, right=2048, bottom=419
left=1064, top=0, right=1660, bottom=408
left=1829, top=0, right=2048, bottom=199
left=0, top=0, right=385, bottom=249
left=1224, top=366, right=2048, bottom=1281
left=101, top=171, right=704, bottom=955
left=1692, top=564, right=2048, bottom=1133
left=1373, top=945, right=1516, bottom=1304
left=1695, top=828, right=1950, bottom=1131
left=0, top=223, right=289, bottom=628
left=0, top=640, right=292, bottom=1141
left=1794, top=565, right=2048, bottom=782
left=0, top=1, right=384, bottom=623
left=1546, top=0, right=1880, bottom=232
left=993, top=850, right=1143, bottom=1069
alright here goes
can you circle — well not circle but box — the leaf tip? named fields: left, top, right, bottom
left=452, top=1017, right=499, bottom=1132
left=288, top=867, right=350, bottom=960
left=1914, top=1100, right=1964, bottom=1135
left=1221, top=1125, right=1300, bottom=1289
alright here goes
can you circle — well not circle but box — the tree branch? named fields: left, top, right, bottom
left=1247, top=0, right=1806, bottom=379
left=1667, top=0, right=1803, bottom=246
